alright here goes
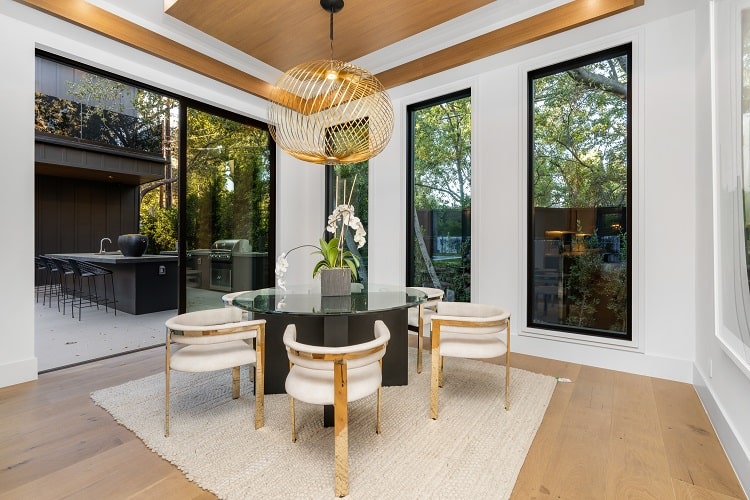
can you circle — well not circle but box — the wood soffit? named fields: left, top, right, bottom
left=17, top=0, right=644, bottom=104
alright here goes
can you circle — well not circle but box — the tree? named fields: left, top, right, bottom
left=411, top=96, right=472, bottom=299
left=531, top=49, right=630, bottom=334
left=413, top=97, right=471, bottom=209
left=532, top=56, right=628, bottom=209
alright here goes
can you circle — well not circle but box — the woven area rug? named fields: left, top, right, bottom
left=91, top=350, right=556, bottom=499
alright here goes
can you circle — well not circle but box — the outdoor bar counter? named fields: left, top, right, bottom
left=49, top=252, right=177, bottom=315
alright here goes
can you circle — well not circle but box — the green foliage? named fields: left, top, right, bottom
left=564, top=232, right=628, bottom=332
left=413, top=97, right=471, bottom=209
left=139, top=201, right=177, bottom=254
left=312, top=238, right=359, bottom=279
left=185, top=109, right=271, bottom=252
left=565, top=239, right=603, bottom=328
left=532, top=57, right=628, bottom=209
left=531, top=50, right=630, bottom=335
left=602, top=233, right=628, bottom=332
left=329, top=163, right=369, bottom=283
left=410, top=95, right=472, bottom=301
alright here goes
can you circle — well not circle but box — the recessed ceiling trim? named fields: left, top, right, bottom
left=375, top=0, right=645, bottom=88
left=15, top=0, right=644, bottom=103
left=16, top=0, right=273, bottom=100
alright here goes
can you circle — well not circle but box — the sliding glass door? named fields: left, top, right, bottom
left=184, top=105, right=274, bottom=311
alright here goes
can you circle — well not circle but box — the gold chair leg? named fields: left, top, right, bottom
left=334, top=360, right=348, bottom=497
left=376, top=359, right=383, bottom=434
left=255, top=325, right=265, bottom=429
left=505, top=318, right=511, bottom=411
left=232, top=366, right=240, bottom=399
left=439, top=356, right=444, bottom=387
left=290, top=396, right=297, bottom=443
left=430, top=322, right=441, bottom=420
left=289, top=358, right=296, bottom=442
left=417, top=303, right=424, bottom=374
left=165, top=329, right=171, bottom=437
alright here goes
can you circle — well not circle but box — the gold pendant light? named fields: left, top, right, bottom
left=268, top=0, right=394, bottom=165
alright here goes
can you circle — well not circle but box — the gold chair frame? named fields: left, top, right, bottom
left=430, top=315, right=511, bottom=419
left=165, top=320, right=265, bottom=437
left=286, top=339, right=387, bottom=497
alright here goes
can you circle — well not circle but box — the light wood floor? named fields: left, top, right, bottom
left=0, top=337, right=745, bottom=499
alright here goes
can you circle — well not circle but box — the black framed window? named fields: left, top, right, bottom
left=527, top=44, right=632, bottom=339
left=407, top=89, right=471, bottom=302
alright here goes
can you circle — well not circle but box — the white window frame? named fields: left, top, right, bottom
left=712, top=0, right=750, bottom=379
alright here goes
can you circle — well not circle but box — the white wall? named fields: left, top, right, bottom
left=0, top=9, right=36, bottom=387
left=374, top=0, right=699, bottom=383
left=693, top=0, right=750, bottom=490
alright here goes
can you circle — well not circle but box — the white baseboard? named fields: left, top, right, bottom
left=693, top=365, right=750, bottom=498
left=512, top=334, right=693, bottom=382
left=0, top=357, right=38, bottom=388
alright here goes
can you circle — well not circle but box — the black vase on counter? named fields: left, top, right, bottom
left=117, top=234, right=148, bottom=257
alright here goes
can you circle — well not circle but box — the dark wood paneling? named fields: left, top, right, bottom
left=35, top=175, right=139, bottom=256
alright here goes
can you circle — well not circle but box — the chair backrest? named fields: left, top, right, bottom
left=411, top=286, right=444, bottom=310
left=165, top=308, right=264, bottom=345
left=434, top=302, right=510, bottom=335
left=66, top=258, right=85, bottom=277
left=412, top=286, right=444, bottom=300
left=221, top=291, right=247, bottom=307
left=283, top=320, right=390, bottom=371
left=46, top=256, right=73, bottom=275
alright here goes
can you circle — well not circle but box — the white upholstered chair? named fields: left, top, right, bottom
left=407, top=287, right=445, bottom=373
left=164, top=307, right=265, bottom=437
left=221, top=290, right=251, bottom=319
left=283, top=320, right=390, bottom=497
left=429, top=302, right=511, bottom=419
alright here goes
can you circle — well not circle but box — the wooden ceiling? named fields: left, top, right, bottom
left=17, top=0, right=644, bottom=101
left=164, top=0, right=495, bottom=73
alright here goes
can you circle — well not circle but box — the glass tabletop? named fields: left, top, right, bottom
left=232, top=284, right=427, bottom=316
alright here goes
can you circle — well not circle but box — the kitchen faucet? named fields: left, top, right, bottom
left=100, top=237, right=112, bottom=253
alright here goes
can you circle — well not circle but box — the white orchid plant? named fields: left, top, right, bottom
left=274, top=175, right=366, bottom=291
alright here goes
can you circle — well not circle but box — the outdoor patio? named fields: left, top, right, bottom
left=34, top=287, right=228, bottom=372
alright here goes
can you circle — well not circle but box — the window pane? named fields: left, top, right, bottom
left=408, top=92, right=471, bottom=302
left=35, top=58, right=165, bottom=155
left=326, top=163, right=369, bottom=285
left=185, top=108, right=273, bottom=310
left=738, top=8, right=750, bottom=359
left=528, top=45, right=631, bottom=338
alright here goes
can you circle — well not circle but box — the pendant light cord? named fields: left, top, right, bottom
left=329, top=8, right=335, bottom=60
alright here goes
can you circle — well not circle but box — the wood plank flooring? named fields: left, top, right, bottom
left=0, top=338, right=745, bottom=499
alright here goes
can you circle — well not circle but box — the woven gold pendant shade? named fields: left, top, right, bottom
left=268, top=59, right=393, bottom=165
left=267, top=1, right=393, bottom=165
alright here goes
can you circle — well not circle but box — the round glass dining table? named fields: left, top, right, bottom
left=232, top=284, right=427, bottom=395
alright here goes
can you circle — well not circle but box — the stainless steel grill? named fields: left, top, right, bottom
left=209, top=239, right=251, bottom=292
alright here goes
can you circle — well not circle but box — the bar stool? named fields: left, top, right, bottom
left=67, top=259, right=117, bottom=320
left=35, top=256, right=48, bottom=303
left=46, top=256, right=76, bottom=316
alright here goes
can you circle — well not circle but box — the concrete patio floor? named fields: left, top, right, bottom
left=34, top=286, right=229, bottom=372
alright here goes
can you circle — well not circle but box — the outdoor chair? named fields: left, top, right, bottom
left=45, top=256, right=76, bottom=316
left=35, top=256, right=48, bottom=303
left=283, top=320, right=390, bottom=497
left=66, top=259, right=116, bottom=320
left=164, top=308, right=266, bottom=437
left=429, top=302, right=511, bottom=419
left=407, top=286, right=444, bottom=374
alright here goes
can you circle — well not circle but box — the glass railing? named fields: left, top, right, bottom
left=35, top=92, right=164, bottom=155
